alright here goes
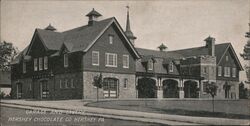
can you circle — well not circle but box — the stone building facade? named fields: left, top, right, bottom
left=11, top=8, right=243, bottom=100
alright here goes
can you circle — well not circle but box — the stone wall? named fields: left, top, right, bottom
left=83, top=71, right=136, bottom=99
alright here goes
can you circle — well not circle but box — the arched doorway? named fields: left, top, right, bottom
left=40, top=80, right=49, bottom=99
left=162, top=79, right=179, bottom=98
left=103, top=78, right=119, bottom=98
left=16, top=83, right=22, bottom=99
left=137, top=78, right=157, bottom=98
left=184, top=80, right=199, bottom=98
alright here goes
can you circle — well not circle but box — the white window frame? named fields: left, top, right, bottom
left=123, top=55, right=129, bottom=68
left=92, top=51, right=99, bottom=66
left=224, top=67, right=230, bottom=77
left=44, top=56, right=48, bottom=70
left=34, top=58, right=38, bottom=71
left=124, top=78, right=128, bottom=89
left=59, top=80, right=62, bottom=89
left=71, top=79, right=74, bottom=88
left=65, top=79, right=68, bottom=88
left=232, top=68, right=236, bottom=77
left=23, top=61, right=26, bottom=73
left=29, top=83, right=32, bottom=91
left=64, top=54, right=68, bottom=67
left=105, top=53, right=117, bottom=67
left=169, top=62, right=174, bottom=72
left=39, top=57, right=43, bottom=71
left=218, top=66, right=222, bottom=76
left=109, top=35, right=114, bottom=44
left=148, top=60, right=153, bottom=70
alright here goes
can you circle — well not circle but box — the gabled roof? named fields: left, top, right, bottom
left=11, top=46, right=28, bottom=64
left=62, top=17, right=114, bottom=52
left=20, top=16, right=140, bottom=62
left=45, top=24, right=56, bottom=31
left=136, top=43, right=243, bottom=70
left=169, top=43, right=230, bottom=63
left=136, top=47, right=183, bottom=59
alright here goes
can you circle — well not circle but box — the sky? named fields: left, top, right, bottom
left=1, top=0, right=250, bottom=81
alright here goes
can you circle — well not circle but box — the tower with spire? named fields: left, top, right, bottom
left=125, top=6, right=137, bottom=46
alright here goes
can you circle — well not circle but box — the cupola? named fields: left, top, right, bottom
left=86, top=8, right=102, bottom=26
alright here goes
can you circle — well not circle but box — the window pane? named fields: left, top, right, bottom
left=123, top=55, right=129, bottom=68
left=34, top=58, right=38, bottom=71
left=92, top=51, right=99, bottom=65
left=44, top=56, right=48, bottom=70
left=23, top=62, right=26, bottom=73
left=64, top=54, right=68, bottom=67
left=39, top=57, right=43, bottom=70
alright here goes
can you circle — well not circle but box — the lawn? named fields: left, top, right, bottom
left=86, top=99, right=250, bottom=120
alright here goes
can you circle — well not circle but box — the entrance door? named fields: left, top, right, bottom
left=16, top=83, right=22, bottom=99
left=103, top=78, right=118, bottom=98
left=40, top=80, right=49, bottom=99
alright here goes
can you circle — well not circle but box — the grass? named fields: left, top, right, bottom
left=86, top=100, right=250, bottom=120
left=149, top=107, right=250, bottom=120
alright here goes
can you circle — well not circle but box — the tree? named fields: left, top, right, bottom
left=93, top=73, right=102, bottom=101
left=204, top=81, right=218, bottom=112
left=0, top=41, right=19, bottom=70
left=239, top=82, right=248, bottom=99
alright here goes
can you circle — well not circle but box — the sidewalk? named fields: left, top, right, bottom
left=1, top=100, right=249, bottom=125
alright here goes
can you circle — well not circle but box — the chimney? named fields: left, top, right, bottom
left=204, top=36, right=215, bottom=56
left=86, top=8, right=102, bottom=26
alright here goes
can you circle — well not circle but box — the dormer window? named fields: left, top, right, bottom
left=64, top=54, right=68, bottom=67
left=169, top=62, right=173, bottom=72
left=148, top=60, right=153, bottom=70
left=109, top=35, right=114, bottom=44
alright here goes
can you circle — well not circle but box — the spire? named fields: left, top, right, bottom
left=126, top=6, right=131, bottom=32
left=125, top=5, right=136, bottom=46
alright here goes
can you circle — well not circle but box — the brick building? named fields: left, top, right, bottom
left=11, top=8, right=243, bottom=100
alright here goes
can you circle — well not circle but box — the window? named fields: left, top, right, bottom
left=92, top=51, right=99, bottom=66
left=124, top=78, right=128, bottom=88
left=203, top=67, right=208, bottom=74
left=123, top=55, right=129, bottom=68
left=218, top=66, right=222, bottom=76
left=34, top=58, right=38, bottom=71
left=226, top=56, right=229, bottom=61
left=232, top=68, right=236, bottom=77
left=65, top=79, right=68, bottom=88
left=44, top=56, right=48, bottom=70
left=105, top=53, right=117, bottom=67
left=71, top=79, right=75, bottom=88
left=39, top=57, right=43, bottom=70
left=29, top=83, right=32, bottom=91
left=23, top=62, right=26, bottom=73
left=109, top=35, right=114, bottom=44
left=224, top=67, right=230, bottom=77
left=148, top=60, right=153, bottom=70
left=64, top=54, right=68, bottom=67
left=169, top=62, right=173, bottom=72
left=59, top=80, right=62, bottom=89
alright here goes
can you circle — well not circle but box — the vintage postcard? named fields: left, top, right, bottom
left=0, top=0, right=249, bottom=125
